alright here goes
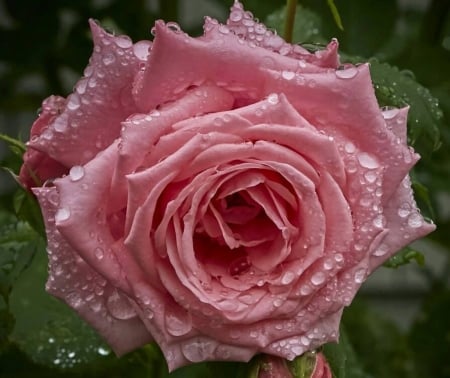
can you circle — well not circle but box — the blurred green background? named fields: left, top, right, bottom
left=0, top=0, right=449, bottom=377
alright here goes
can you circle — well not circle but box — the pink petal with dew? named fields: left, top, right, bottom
left=28, top=21, right=151, bottom=167
left=33, top=187, right=152, bottom=355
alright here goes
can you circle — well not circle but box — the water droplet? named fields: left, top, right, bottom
left=267, top=93, right=279, bottom=105
left=323, top=259, right=334, bottom=270
left=165, top=307, right=193, bottom=336
left=381, top=106, right=399, bottom=120
left=55, top=208, right=71, bottom=223
left=372, top=215, right=385, bottom=228
left=407, top=213, right=423, bottom=228
left=97, top=346, right=110, bottom=356
left=181, top=338, right=216, bottom=362
left=311, top=272, right=326, bottom=286
left=357, top=152, right=379, bottom=169
left=115, top=35, right=132, bottom=48
left=281, top=70, right=295, bottom=80
left=229, top=10, right=243, bottom=22
left=344, top=142, right=356, bottom=153
left=373, top=243, right=389, bottom=257
left=334, top=253, right=344, bottom=262
left=299, top=284, right=313, bottom=295
left=167, top=21, right=181, bottom=33
left=102, top=52, right=116, bottom=66
left=54, top=117, right=68, bottom=133
left=335, top=67, right=358, bottom=79
left=273, top=297, right=284, bottom=307
left=94, top=247, right=104, bottom=260
left=69, top=165, right=85, bottom=181
left=354, top=268, right=366, bottom=283
left=218, top=24, right=230, bottom=34
left=133, top=40, right=151, bottom=60
left=281, top=271, right=295, bottom=285
left=398, top=203, right=411, bottom=218
left=66, top=292, right=82, bottom=308
left=106, top=290, right=137, bottom=320
left=67, top=94, right=81, bottom=110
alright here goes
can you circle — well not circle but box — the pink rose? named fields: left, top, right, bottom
left=20, top=1, right=434, bottom=372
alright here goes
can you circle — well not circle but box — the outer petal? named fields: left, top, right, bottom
left=28, top=21, right=151, bottom=167
left=33, top=187, right=152, bottom=355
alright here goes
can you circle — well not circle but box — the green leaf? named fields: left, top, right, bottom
left=323, top=326, right=371, bottom=378
left=326, top=0, right=344, bottom=30
left=342, top=300, right=418, bottom=378
left=265, top=5, right=327, bottom=45
left=0, top=309, right=15, bottom=352
left=0, top=134, right=26, bottom=157
left=383, top=247, right=425, bottom=269
left=13, top=188, right=45, bottom=237
left=366, top=59, right=443, bottom=156
left=0, top=217, right=41, bottom=304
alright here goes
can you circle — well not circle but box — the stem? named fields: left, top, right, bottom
left=159, top=0, right=179, bottom=22
left=284, top=0, right=297, bottom=43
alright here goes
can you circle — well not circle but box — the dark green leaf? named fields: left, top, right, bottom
left=0, top=217, right=41, bottom=304
left=323, top=326, right=371, bottom=378
left=0, top=309, right=15, bottom=352
left=0, top=134, right=26, bottom=157
left=13, top=188, right=45, bottom=237
left=383, top=247, right=425, bottom=269
left=366, top=59, right=443, bottom=156
left=265, top=5, right=327, bottom=45
left=342, top=299, right=418, bottom=378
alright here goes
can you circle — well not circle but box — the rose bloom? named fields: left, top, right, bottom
left=20, top=1, right=434, bottom=371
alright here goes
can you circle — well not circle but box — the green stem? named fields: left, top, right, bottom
left=284, top=0, right=297, bottom=43
left=159, top=0, right=179, bottom=22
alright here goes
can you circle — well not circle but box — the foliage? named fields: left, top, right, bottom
left=0, top=0, right=449, bottom=377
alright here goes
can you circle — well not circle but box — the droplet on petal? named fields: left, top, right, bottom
left=335, top=67, right=358, bottom=79
left=357, top=152, right=379, bottom=169
left=181, top=338, right=216, bottom=363
left=106, top=290, right=137, bottom=320
left=165, top=307, right=193, bottom=336
left=69, top=165, right=85, bottom=181
left=55, top=208, right=71, bottom=222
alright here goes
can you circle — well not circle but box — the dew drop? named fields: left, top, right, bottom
left=354, top=268, right=366, bottom=283
left=398, top=203, right=411, bottom=218
left=357, top=152, right=379, bottom=169
left=335, top=67, right=358, bottom=79
left=281, top=70, right=295, bottom=80
left=167, top=21, right=181, bottom=33
left=381, top=106, right=399, bottom=120
left=323, top=259, right=334, bottom=270
left=311, top=272, right=326, bottom=286
left=299, top=284, right=313, bottom=296
left=97, top=347, right=110, bottom=356
left=267, top=93, right=279, bottom=105
left=181, top=338, right=216, bottom=362
left=373, top=243, right=389, bottom=257
left=229, top=10, right=243, bottom=22
left=344, top=142, right=356, bottom=153
left=133, top=40, right=151, bottom=60
left=54, top=117, right=68, bottom=133
left=106, top=290, right=137, bottom=320
left=115, top=35, right=132, bottom=48
left=281, top=271, right=295, bottom=285
left=67, top=94, right=81, bottom=110
left=165, top=307, right=193, bottom=336
left=407, top=213, right=423, bottom=228
left=364, top=171, right=377, bottom=183
left=94, top=247, right=104, bottom=260
left=69, top=165, right=85, bottom=182
left=334, top=253, right=344, bottom=262
left=102, top=52, right=116, bottom=66
left=55, top=208, right=71, bottom=223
